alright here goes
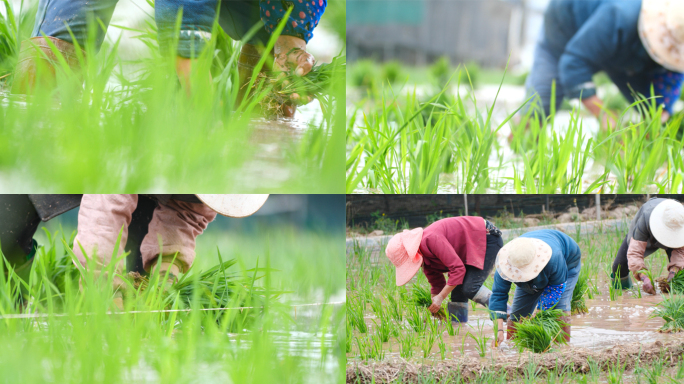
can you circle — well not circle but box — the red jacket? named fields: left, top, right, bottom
left=419, top=216, right=488, bottom=294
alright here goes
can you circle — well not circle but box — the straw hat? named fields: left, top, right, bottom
left=650, top=199, right=684, bottom=249
left=385, top=228, right=424, bottom=286
left=195, top=195, right=269, bottom=218
left=496, top=237, right=553, bottom=283
left=639, top=0, right=684, bottom=73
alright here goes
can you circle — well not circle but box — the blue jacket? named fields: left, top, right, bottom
left=489, top=230, right=582, bottom=318
left=544, top=0, right=674, bottom=105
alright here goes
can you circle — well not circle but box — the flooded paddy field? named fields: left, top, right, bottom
left=346, top=222, right=684, bottom=383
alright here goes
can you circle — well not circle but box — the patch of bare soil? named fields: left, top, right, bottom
left=346, top=340, right=684, bottom=383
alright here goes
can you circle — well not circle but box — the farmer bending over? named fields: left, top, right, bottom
left=72, top=194, right=267, bottom=307
left=490, top=229, right=581, bottom=346
left=11, top=0, right=327, bottom=117
left=385, top=217, right=504, bottom=324
left=524, top=0, right=684, bottom=127
left=610, top=198, right=684, bottom=294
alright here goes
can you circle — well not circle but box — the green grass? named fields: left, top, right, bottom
left=0, top=4, right=345, bottom=193
left=347, top=63, right=684, bottom=193
left=0, top=224, right=344, bottom=383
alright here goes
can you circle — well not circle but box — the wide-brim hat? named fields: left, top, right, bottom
left=650, top=199, right=684, bottom=249
left=639, top=0, right=684, bottom=73
left=496, top=237, right=553, bottom=283
left=385, top=228, right=424, bottom=286
left=195, top=195, right=269, bottom=218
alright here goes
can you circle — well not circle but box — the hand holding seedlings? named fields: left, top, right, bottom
left=668, top=270, right=677, bottom=283
left=638, top=272, right=656, bottom=295
left=492, top=318, right=505, bottom=348
left=273, top=36, right=315, bottom=116
left=428, top=293, right=445, bottom=314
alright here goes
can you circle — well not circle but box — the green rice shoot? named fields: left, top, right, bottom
left=512, top=309, right=568, bottom=353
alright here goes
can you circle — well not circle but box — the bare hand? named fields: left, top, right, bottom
left=428, top=294, right=444, bottom=314
left=492, top=331, right=504, bottom=348
left=274, top=35, right=315, bottom=114
left=668, top=271, right=677, bottom=283
left=639, top=273, right=656, bottom=295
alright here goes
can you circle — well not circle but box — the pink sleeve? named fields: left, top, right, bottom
left=627, top=238, right=648, bottom=273
left=668, top=248, right=684, bottom=273
left=424, top=235, right=466, bottom=292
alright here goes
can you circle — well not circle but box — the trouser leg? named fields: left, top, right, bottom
left=611, top=235, right=633, bottom=289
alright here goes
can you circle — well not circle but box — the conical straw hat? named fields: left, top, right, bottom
left=195, top=195, right=269, bottom=218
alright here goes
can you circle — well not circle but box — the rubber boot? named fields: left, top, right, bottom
left=610, top=272, right=633, bottom=290
left=11, top=36, right=85, bottom=95
left=506, top=318, right=518, bottom=340
left=447, top=301, right=469, bottom=324
left=237, top=43, right=295, bottom=117
left=472, top=285, right=492, bottom=308
left=560, top=315, right=571, bottom=342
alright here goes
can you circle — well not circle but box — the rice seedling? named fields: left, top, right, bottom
left=398, top=331, right=416, bottom=359
left=348, top=297, right=368, bottom=333
left=386, top=292, right=403, bottom=322
left=437, top=333, right=446, bottom=360
left=571, top=267, right=589, bottom=315
left=511, top=309, right=568, bottom=353
left=370, top=295, right=383, bottom=316
left=444, top=313, right=458, bottom=336
left=420, top=321, right=438, bottom=358
left=373, top=312, right=392, bottom=343
left=370, top=333, right=386, bottom=360
left=652, top=295, right=684, bottom=332
left=407, top=304, right=428, bottom=333
left=356, top=336, right=372, bottom=361
left=522, top=360, right=542, bottom=384
left=346, top=317, right=353, bottom=353
left=466, top=321, right=490, bottom=357
left=640, top=354, right=665, bottom=384
left=606, top=358, right=625, bottom=384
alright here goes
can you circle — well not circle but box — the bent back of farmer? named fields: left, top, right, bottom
left=526, top=0, right=684, bottom=124
left=611, top=198, right=684, bottom=293
left=385, top=216, right=503, bottom=324
left=489, top=229, right=581, bottom=346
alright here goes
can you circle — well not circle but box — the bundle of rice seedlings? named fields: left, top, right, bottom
left=571, top=268, right=589, bottom=315
left=411, top=282, right=446, bottom=318
left=512, top=309, right=568, bottom=353
left=254, top=55, right=345, bottom=118
left=652, top=295, right=684, bottom=332
left=657, top=270, right=684, bottom=294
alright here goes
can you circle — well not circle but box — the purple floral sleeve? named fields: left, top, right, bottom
left=260, top=0, right=326, bottom=43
